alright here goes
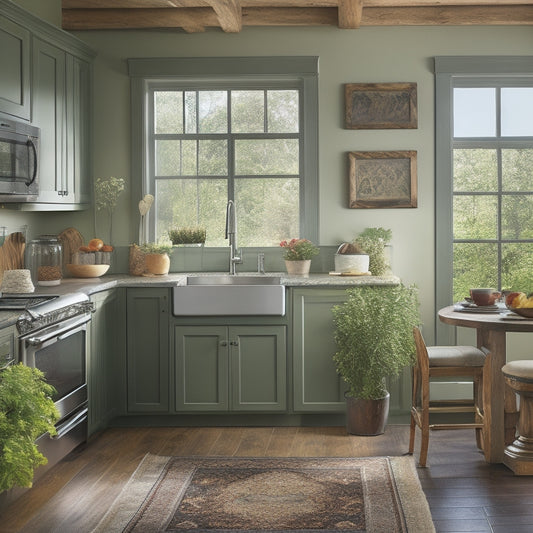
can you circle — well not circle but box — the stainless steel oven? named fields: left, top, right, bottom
left=0, top=117, right=39, bottom=201
left=16, top=293, right=93, bottom=475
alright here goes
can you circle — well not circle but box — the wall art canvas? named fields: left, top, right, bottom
left=345, top=83, right=417, bottom=129
left=349, top=150, right=417, bottom=208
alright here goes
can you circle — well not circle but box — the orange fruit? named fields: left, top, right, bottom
left=79, top=246, right=91, bottom=252
left=101, top=244, right=114, bottom=252
left=88, top=238, right=104, bottom=251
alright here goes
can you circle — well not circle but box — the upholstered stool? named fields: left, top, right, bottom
left=409, top=327, right=490, bottom=467
left=502, top=360, right=533, bottom=475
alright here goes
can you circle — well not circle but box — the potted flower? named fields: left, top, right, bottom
left=0, top=364, right=60, bottom=492
left=168, top=227, right=206, bottom=246
left=332, top=283, right=419, bottom=435
left=139, top=242, right=173, bottom=275
left=280, top=238, right=319, bottom=276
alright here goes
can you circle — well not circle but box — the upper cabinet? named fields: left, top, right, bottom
left=0, top=0, right=95, bottom=210
left=0, top=16, right=30, bottom=120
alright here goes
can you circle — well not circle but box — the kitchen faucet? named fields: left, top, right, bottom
left=225, top=200, right=242, bottom=275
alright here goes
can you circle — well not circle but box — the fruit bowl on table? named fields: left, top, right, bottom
left=506, top=306, right=533, bottom=319
left=66, top=264, right=110, bottom=278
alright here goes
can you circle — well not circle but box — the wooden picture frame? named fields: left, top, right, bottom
left=349, top=150, right=417, bottom=209
left=345, top=83, right=417, bottom=129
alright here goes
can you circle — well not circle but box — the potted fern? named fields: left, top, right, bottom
left=0, top=364, right=59, bottom=492
left=332, top=283, right=419, bottom=435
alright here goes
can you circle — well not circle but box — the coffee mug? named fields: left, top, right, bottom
left=470, top=288, right=501, bottom=306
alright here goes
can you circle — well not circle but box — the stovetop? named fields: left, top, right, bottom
left=0, top=294, right=59, bottom=310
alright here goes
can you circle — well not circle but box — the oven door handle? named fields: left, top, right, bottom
left=25, top=315, right=91, bottom=347
left=52, top=407, right=88, bottom=440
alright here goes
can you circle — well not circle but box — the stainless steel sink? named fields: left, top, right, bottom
left=173, top=276, right=285, bottom=316
left=186, top=275, right=280, bottom=285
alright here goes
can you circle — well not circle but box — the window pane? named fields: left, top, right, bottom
left=198, top=91, right=227, bottom=133
left=502, top=243, right=533, bottom=292
left=231, top=91, right=264, bottom=133
left=501, top=88, right=533, bottom=136
left=453, top=242, right=498, bottom=303
left=156, top=140, right=181, bottom=176
left=453, top=149, right=497, bottom=192
left=453, top=195, right=498, bottom=239
left=198, top=140, right=227, bottom=175
left=235, top=139, right=299, bottom=175
left=502, top=149, right=533, bottom=191
left=501, top=195, right=533, bottom=239
left=268, top=90, right=299, bottom=133
left=154, top=91, right=183, bottom=134
left=185, top=91, right=197, bottom=134
left=453, top=88, right=496, bottom=137
left=155, top=178, right=227, bottom=245
left=235, top=177, right=299, bottom=247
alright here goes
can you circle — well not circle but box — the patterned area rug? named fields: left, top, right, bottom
left=92, top=455, right=434, bottom=533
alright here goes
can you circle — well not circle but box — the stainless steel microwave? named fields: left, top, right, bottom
left=0, top=117, right=39, bottom=202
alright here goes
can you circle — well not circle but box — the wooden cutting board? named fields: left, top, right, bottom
left=59, top=227, right=84, bottom=274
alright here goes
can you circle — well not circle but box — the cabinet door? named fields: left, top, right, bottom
left=230, top=326, right=287, bottom=412
left=65, top=55, right=91, bottom=205
left=0, top=16, right=30, bottom=120
left=126, top=289, right=169, bottom=412
left=174, top=325, right=228, bottom=411
left=32, top=38, right=66, bottom=202
left=292, top=289, right=347, bottom=412
left=88, top=290, right=117, bottom=435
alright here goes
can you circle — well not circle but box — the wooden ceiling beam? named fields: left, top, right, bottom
left=62, top=5, right=533, bottom=31
left=338, top=0, right=363, bottom=28
left=209, top=0, right=242, bottom=32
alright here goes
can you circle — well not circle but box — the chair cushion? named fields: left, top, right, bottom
left=427, top=345, right=486, bottom=367
left=502, top=360, right=533, bottom=382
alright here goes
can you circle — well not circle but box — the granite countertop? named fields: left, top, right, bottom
left=0, top=272, right=399, bottom=329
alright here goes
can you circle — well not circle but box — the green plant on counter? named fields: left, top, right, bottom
left=94, top=176, right=126, bottom=244
left=168, top=227, right=206, bottom=245
left=139, top=242, right=173, bottom=255
left=354, top=227, right=392, bottom=276
left=279, top=238, right=319, bottom=261
left=332, top=283, right=420, bottom=400
left=0, top=364, right=60, bottom=492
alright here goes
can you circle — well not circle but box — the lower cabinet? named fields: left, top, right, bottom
left=126, top=288, right=169, bottom=413
left=88, top=290, right=118, bottom=435
left=292, top=288, right=348, bottom=412
left=174, top=325, right=286, bottom=412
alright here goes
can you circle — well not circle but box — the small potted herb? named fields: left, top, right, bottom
left=354, top=227, right=392, bottom=276
left=280, top=238, right=319, bottom=276
left=139, top=242, right=173, bottom=275
left=169, top=227, right=206, bottom=246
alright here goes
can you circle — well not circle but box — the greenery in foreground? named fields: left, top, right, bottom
left=0, top=364, right=59, bottom=491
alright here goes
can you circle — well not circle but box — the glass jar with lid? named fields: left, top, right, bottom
left=26, top=235, right=63, bottom=286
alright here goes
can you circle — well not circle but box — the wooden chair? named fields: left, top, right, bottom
left=409, top=326, right=491, bottom=467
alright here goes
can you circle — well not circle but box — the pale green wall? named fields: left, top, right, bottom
left=3, top=0, right=533, bottom=349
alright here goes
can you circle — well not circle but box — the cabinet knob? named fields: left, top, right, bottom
left=230, top=340, right=239, bottom=346
left=220, top=340, right=228, bottom=347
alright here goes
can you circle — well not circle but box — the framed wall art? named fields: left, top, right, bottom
left=345, top=82, right=417, bottom=129
left=348, top=150, right=417, bottom=209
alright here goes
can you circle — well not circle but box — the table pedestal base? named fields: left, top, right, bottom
left=504, top=437, right=533, bottom=475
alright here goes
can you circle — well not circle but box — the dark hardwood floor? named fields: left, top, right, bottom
left=0, top=425, right=532, bottom=532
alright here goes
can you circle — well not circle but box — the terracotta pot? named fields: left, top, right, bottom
left=285, top=259, right=311, bottom=276
left=144, top=253, right=170, bottom=275
left=345, top=393, right=390, bottom=436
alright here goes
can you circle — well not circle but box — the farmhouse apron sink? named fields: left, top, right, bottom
left=172, top=275, right=285, bottom=316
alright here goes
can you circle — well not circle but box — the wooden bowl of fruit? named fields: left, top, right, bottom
left=505, top=292, right=533, bottom=318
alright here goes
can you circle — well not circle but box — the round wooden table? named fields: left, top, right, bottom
left=439, top=305, right=533, bottom=463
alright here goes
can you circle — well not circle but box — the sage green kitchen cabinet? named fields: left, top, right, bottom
left=88, top=290, right=117, bottom=435
left=0, top=324, right=17, bottom=369
left=0, top=16, right=30, bottom=120
left=174, top=325, right=286, bottom=412
left=292, top=288, right=347, bottom=412
left=31, top=38, right=92, bottom=207
left=127, top=288, right=170, bottom=413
